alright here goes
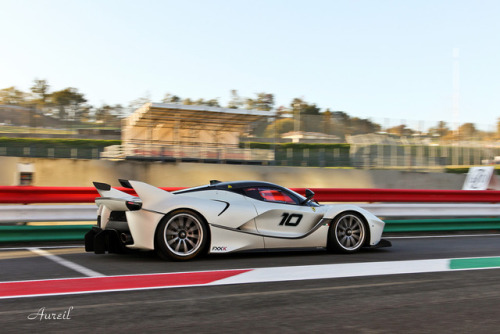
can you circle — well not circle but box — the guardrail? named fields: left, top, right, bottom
left=294, top=188, right=500, bottom=203
left=1, top=186, right=500, bottom=204
left=2, top=203, right=500, bottom=224
left=0, top=186, right=499, bottom=243
left=0, top=205, right=96, bottom=223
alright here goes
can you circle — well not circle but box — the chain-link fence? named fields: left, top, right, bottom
left=1, top=111, right=499, bottom=168
left=0, top=146, right=103, bottom=159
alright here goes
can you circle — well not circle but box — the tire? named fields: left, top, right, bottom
left=327, top=212, right=366, bottom=253
left=156, top=210, right=208, bottom=261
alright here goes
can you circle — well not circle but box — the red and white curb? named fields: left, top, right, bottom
left=0, top=269, right=252, bottom=299
left=1, top=256, right=500, bottom=299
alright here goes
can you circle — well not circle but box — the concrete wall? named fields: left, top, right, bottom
left=0, top=157, right=467, bottom=189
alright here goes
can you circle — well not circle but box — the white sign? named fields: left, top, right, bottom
left=462, top=166, right=498, bottom=190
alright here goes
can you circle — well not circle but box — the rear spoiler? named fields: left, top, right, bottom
left=93, top=180, right=173, bottom=211
left=93, top=181, right=142, bottom=211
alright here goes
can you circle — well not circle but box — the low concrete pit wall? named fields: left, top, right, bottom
left=0, top=157, right=466, bottom=189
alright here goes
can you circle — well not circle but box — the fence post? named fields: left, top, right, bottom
left=303, top=148, right=309, bottom=167
left=334, top=148, right=339, bottom=167
left=287, top=147, right=293, bottom=166
left=405, top=146, right=411, bottom=167
left=319, top=148, right=325, bottom=167
left=442, top=146, right=448, bottom=166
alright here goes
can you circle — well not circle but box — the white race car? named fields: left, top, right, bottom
left=85, top=180, right=391, bottom=261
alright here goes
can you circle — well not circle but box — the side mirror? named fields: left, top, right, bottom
left=305, top=189, right=315, bottom=201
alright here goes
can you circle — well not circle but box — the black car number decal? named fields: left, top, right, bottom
left=279, top=213, right=303, bottom=227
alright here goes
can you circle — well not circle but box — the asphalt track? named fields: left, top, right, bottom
left=1, top=234, right=500, bottom=333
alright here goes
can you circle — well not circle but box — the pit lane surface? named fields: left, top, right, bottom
left=1, top=234, right=500, bottom=333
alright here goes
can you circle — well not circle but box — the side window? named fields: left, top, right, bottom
left=242, top=187, right=262, bottom=200
left=244, top=187, right=299, bottom=204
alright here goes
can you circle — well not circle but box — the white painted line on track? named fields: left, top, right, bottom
left=209, top=259, right=452, bottom=285
left=0, top=245, right=83, bottom=251
left=211, top=256, right=500, bottom=287
left=28, top=247, right=104, bottom=277
left=386, top=234, right=500, bottom=239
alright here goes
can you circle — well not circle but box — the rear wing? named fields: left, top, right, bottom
left=93, top=181, right=142, bottom=212
left=93, top=179, right=174, bottom=212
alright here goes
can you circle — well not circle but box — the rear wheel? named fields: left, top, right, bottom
left=328, top=212, right=366, bottom=253
left=156, top=210, right=208, bottom=261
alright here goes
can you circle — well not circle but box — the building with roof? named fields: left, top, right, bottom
left=101, top=103, right=274, bottom=163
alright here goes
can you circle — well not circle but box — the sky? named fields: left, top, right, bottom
left=1, top=0, right=499, bottom=130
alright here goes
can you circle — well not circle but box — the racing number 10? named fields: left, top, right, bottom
left=279, top=213, right=303, bottom=226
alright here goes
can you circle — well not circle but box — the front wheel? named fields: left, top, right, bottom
left=156, top=210, right=208, bottom=261
left=327, top=212, right=366, bottom=253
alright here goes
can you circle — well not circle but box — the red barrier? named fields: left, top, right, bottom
left=0, top=186, right=499, bottom=204
left=293, top=188, right=500, bottom=203
left=0, top=186, right=185, bottom=204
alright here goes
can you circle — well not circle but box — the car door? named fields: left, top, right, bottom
left=244, top=186, right=326, bottom=248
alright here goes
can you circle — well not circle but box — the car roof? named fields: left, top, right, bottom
left=173, top=180, right=297, bottom=195
left=212, top=180, right=281, bottom=190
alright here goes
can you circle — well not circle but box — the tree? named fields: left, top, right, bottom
left=254, top=92, right=274, bottom=111
left=162, top=93, right=181, bottom=103
left=49, top=88, right=87, bottom=120
left=0, top=87, right=27, bottom=105
left=244, top=98, right=256, bottom=110
left=458, top=123, right=478, bottom=139
left=128, top=94, right=151, bottom=110
left=30, top=79, right=50, bottom=105
left=244, top=92, right=275, bottom=111
left=112, top=104, right=126, bottom=119
left=350, top=117, right=381, bottom=135
left=95, top=104, right=123, bottom=125
left=327, top=111, right=351, bottom=139
left=227, top=90, right=242, bottom=109
left=428, top=121, right=450, bottom=138
left=204, top=98, right=220, bottom=107
left=288, top=98, right=323, bottom=133
left=387, top=124, right=414, bottom=136
left=76, top=104, right=93, bottom=123
left=332, top=111, right=350, bottom=123
left=290, top=98, right=306, bottom=114
left=263, top=118, right=295, bottom=137
left=289, top=98, right=320, bottom=115
left=194, top=98, right=205, bottom=106
left=302, top=103, right=320, bottom=115
left=322, top=109, right=334, bottom=134
left=190, top=98, right=220, bottom=107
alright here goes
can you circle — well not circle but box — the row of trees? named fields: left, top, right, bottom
left=0, top=80, right=124, bottom=127
left=0, top=80, right=497, bottom=141
left=161, top=90, right=276, bottom=111
left=384, top=121, right=490, bottom=142
left=160, top=91, right=495, bottom=141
